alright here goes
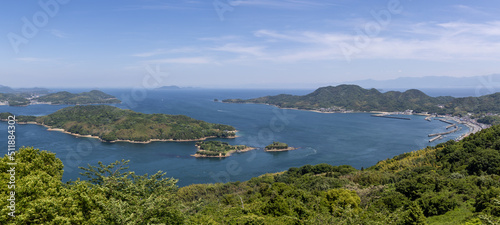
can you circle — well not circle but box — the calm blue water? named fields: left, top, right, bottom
left=0, top=89, right=469, bottom=186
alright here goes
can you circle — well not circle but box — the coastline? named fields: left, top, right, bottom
left=439, top=116, right=485, bottom=141
left=1, top=100, right=121, bottom=107
left=192, top=146, right=256, bottom=158
left=17, top=122, right=238, bottom=144
left=222, top=101, right=389, bottom=114
left=222, top=102, right=488, bottom=142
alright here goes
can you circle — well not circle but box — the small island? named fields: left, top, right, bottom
left=265, top=141, right=297, bottom=152
left=0, top=105, right=236, bottom=143
left=193, top=140, right=255, bottom=158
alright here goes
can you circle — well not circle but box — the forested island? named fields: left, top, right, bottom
left=34, top=90, right=121, bottom=105
left=0, top=105, right=236, bottom=142
left=0, top=90, right=121, bottom=106
left=0, top=93, right=31, bottom=106
left=223, top=84, right=500, bottom=115
left=265, top=141, right=297, bottom=152
left=2, top=124, right=500, bottom=224
left=193, top=140, right=255, bottom=157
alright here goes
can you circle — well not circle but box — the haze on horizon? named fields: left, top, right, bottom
left=1, top=0, right=500, bottom=89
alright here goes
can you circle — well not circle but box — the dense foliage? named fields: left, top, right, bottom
left=265, top=141, right=289, bottom=150
left=35, top=90, right=121, bottom=104
left=1, top=90, right=120, bottom=106
left=223, top=84, right=500, bottom=114
left=0, top=148, right=182, bottom=224
left=0, top=93, right=31, bottom=106
left=1, top=125, right=500, bottom=224
left=478, top=115, right=500, bottom=125
left=29, top=105, right=236, bottom=142
left=195, top=140, right=250, bottom=157
left=0, top=113, right=37, bottom=123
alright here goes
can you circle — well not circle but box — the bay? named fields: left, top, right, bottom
left=0, top=89, right=469, bottom=186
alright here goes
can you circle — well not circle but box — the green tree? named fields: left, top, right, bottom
left=402, top=202, right=427, bottom=225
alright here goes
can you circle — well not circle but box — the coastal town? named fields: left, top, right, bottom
left=314, top=104, right=492, bottom=143
left=370, top=109, right=491, bottom=142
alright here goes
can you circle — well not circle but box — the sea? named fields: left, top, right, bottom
left=0, top=88, right=477, bottom=186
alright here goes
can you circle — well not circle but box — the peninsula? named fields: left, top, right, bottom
left=265, top=142, right=297, bottom=152
left=222, top=84, right=500, bottom=115
left=0, top=90, right=121, bottom=106
left=192, top=140, right=255, bottom=157
left=0, top=105, right=236, bottom=143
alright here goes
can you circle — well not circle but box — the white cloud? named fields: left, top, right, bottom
left=138, top=21, right=500, bottom=65
left=198, top=36, right=240, bottom=42
left=452, top=5, right=489, bottom=16
left=143, top=57, right=211, bottom=64
left=251, top=21, right=500, bottom=62
left=209, top=44, right=265, bottom=56
left=132, top=47, right=199, bottom=57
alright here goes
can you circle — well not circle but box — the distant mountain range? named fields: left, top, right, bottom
left=156, top=85, right=197, bottom=90
left=223, top=84, right=500, bottom=114
left=344, top=74, right=500, bottom=89
left=156, top=85, right=181, bottom=90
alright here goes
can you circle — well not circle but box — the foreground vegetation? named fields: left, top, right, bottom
left=223, top=84, right=500, bottom=115
left=1, top=105, right=236, bottom=142
left=1, top=125, right=500, bottom=224
left=194, top=140, right=254, bottom=157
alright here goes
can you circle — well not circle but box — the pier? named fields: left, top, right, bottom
left=428, top=126, right=460, bottom=137
left=371, top=114, right=411, bottom=120
left=446, top=124, right=457, bottom=129
left=429, top=135, right=443, bottom=142
left=437, top=118, right=454, bottom=125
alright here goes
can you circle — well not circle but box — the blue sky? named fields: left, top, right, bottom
left=1, top=0, right=500, bottom=88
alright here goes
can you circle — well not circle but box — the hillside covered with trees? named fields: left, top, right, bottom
left=34, top=90, right=121, bottom=105
left=1, top=125, right=500, bottom=224
left=223, top=85, right=500, bottom=114
left=0, top=90, right=120, bottom=106
left=0, top=93, right=31, bottom=106
left=1, top=105, right=236, bottom=142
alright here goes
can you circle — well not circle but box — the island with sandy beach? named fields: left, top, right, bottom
left=192, top=140, right=255, bottom=157
left=0, top=105, right=236, bottom=143
left=265, top=141, right=297, bottom=152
